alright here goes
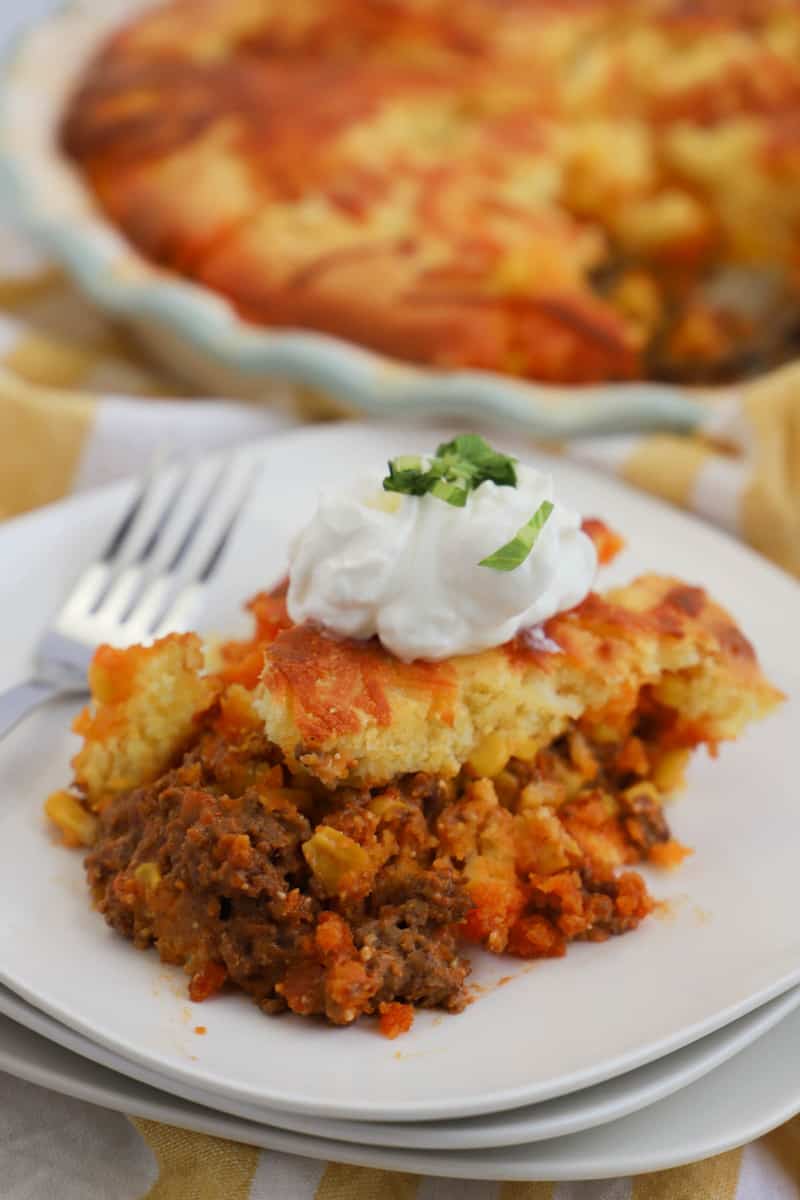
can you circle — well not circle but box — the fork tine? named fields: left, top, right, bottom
left=100, top=446, right=169, bottom=563
left=150, top=580, right=204, bottom=640
left=109, top=461, right=195, bottom=625
left=198, top=458, right=261, bottom=583
left=164, top=458, right=233, bottom=575
left=93, top=461, right=209, bottom=634
left=59, top=449, right=170, bottom=623
left=132, top=460, right=193, bottom=566
left=98, top=481, right=149, bottom=564
left=149, top=455, right=260, bottom=638
left=56, top=449, right=258, bottom=652
left=88, top=451, right=179, bottom=617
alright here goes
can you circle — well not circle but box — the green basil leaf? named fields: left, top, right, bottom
left=478, top=500, right=554, bottom=571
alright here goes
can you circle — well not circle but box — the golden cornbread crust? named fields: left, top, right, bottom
left=72, top=634, right=220, bottom=808
left=62, top=0, right=800, bottom=384
left=255, top=576, right=783, bottom=788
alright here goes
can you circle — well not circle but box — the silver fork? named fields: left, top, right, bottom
left=0, top=450, right=260, bottom=741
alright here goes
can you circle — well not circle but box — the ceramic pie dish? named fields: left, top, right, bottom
left=0, top=0, right=725, bottom=436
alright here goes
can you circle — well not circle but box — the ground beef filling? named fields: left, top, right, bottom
left=86, top=736, right=473, bottom=1025
left=86, top=726, right=670, bottom=1032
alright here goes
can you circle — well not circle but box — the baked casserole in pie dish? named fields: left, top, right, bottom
left=46, top=436, right=782, bottom=1037
left=4, top=0, right=800, bottom=430
left=60, top=0, right=800, bottom=385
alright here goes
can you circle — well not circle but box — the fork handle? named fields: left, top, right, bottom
left=0, top=680, right=72, bottom=741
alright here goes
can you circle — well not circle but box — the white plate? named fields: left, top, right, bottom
left=0, top=422, right=797, bottom=1123
left=4, top=1001, right=800, bottom=1181
left=2, top=981, right=799, bottom=1150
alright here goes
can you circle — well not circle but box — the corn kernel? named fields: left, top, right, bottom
left=134, top=862, right=161, bottom=891
left=468, top=732, right=511, bottom=778
left=511, top=736, right=541, bottom=763
left=303, top=826, right=371, bottom=895
left=652, top=749, right=690, bottom=796
left=45, top=790, right=98, bottom=847
left=568, top=730, right=598, bottom=780
left=368, top=793, right=408, bottom=822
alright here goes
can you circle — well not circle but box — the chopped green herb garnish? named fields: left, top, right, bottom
left=478, top=500, right=554, bottom=572
left=393, top=455, right=423, bottom=473
left=383, top=434, right=517, bottom=506
left=435, top=434, right=518, bottom=489
left=430, top=477, right=470, bottom=506
left=383, top=458, right=432, bottom=496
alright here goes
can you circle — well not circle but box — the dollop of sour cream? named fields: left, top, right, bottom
left=286, top=462, right=597, bottom=662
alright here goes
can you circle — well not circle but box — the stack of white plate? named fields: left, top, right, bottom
left=0, top=424, right=798, bottom=1183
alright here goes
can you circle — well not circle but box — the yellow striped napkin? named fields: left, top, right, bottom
left=1, top=220, right=800, bottom=1200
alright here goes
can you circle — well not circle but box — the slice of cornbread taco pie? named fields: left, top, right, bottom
left=48, top=437, right=782, bottom=1037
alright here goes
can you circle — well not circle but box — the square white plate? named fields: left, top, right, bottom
left=0, top=423, right=797, bottom=1122
left=2, top=981, right=799, bottom=1150
left=3, top=998, right=800, bottom=1180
